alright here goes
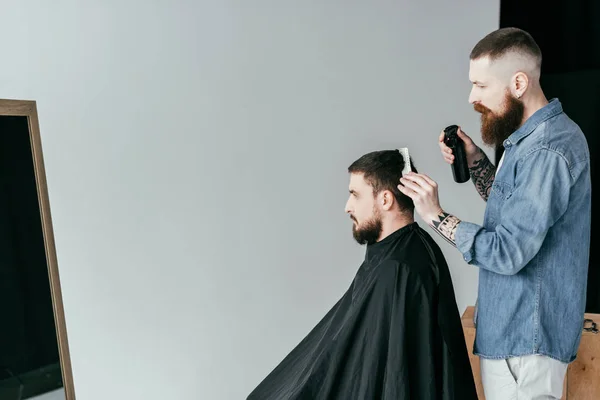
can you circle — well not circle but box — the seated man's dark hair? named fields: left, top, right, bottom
left=348, top=149, right=417, bottom=213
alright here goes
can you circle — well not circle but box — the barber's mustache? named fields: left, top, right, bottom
left=474, top=103, right=491, bottom=114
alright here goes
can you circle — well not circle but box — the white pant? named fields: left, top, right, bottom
left=480, top=354, right=568, bottom=400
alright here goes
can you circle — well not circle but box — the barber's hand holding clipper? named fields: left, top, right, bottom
left=399, top=125, right=478, bottom=245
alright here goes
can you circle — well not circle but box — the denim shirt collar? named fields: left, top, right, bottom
left=504, top=98, right=563, bottom=147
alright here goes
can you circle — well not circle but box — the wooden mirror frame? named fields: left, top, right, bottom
left=0, top=99, right=75, bottom=399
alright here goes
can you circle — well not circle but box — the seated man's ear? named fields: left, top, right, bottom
left=381, top=190, right=395, bottom=211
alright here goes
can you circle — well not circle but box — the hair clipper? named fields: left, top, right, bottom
left=443, top=125, right=470, bottom=183
left=398, top=147, right=412, bottom=175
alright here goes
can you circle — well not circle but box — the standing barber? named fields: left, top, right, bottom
left=398, top=27, right=591, bottom=400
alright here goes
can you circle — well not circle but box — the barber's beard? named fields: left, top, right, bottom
left=352, top=209, right=382, bottom=245
left=475, top=91, right=524, bottom=147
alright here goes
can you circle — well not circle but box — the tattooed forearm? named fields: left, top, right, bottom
left=469, top=149, right=496, bottom=201
left=429, top=210, right=461, bottom=247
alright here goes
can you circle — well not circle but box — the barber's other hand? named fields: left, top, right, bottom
left=438, top=127, right=480, bottom=167
left=397, top=172, right=442, bottom=223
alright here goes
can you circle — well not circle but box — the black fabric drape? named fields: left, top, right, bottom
left=500, top=0, right=600, bottom=312
left=246, top=223, right=478, bottom=400
left=0, top=116, right=60, bottom=380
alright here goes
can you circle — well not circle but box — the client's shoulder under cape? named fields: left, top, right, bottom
left=247, top=222, right=477, bottom=400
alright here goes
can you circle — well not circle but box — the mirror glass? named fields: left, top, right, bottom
left=0, top=109, right=72, bottom=400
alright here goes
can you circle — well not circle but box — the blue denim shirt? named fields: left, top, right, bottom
left=455, top=98, right=591, bottom=364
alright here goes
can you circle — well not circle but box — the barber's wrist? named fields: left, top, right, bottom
left=467, top=147, right=485, bottom=169
left=426, top=208, right=445, bottom=226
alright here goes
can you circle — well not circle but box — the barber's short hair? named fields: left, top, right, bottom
left=470, top=27, right=542, bottom=69
left=348, top=149, right=417, bottom=213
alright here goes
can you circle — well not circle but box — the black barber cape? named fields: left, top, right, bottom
left=247, top=222, right=477, bottom=400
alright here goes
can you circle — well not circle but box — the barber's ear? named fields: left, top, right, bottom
left=513, top=72, right=529, bottom=98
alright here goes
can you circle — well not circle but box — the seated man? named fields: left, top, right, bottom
left=247, top=150, right=477, bottom=400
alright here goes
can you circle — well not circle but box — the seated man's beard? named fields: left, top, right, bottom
left=475, top=92, right=524, bottom=147
left=352, top=209, right=382, bottom=245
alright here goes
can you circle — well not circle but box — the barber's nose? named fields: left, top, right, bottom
left=468, top=88, right=477, bottom=104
